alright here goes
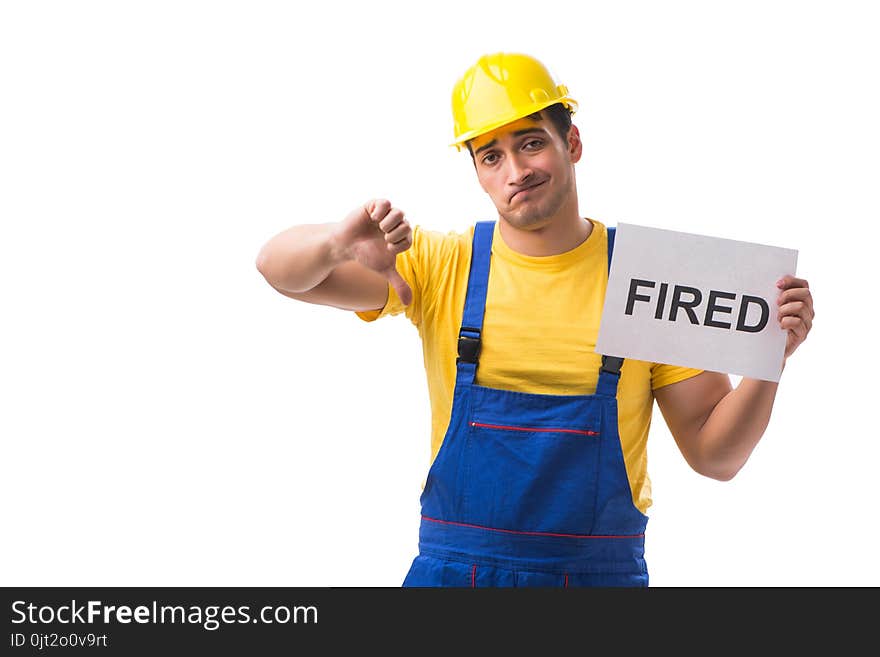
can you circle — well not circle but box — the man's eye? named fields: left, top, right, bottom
left=482, top=153, right=498, bottom=165
left=524, top=139, right=543, bottom=149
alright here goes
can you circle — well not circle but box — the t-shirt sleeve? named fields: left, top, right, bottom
left=650, top=363, right=705, bottom=390
left=353, top=224, right=425, bottom=327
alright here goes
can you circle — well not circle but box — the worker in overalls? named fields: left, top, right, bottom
left=255, top=52, right=815, bottom=587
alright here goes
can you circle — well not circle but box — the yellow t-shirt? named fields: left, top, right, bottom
left=354, top=218, right=703, bottom=515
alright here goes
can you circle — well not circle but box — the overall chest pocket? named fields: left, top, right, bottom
left=462, top=417, right=602, bottom=535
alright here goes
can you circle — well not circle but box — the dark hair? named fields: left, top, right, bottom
left=465, top=102, right=573, bottom=160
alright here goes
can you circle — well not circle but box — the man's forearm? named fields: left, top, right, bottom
left=696, top=362, right=785, bottom=480
left=255, top=222, right=348, bottom=293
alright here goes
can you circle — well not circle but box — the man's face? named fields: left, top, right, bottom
left=468, top=113, right=581, bottom=230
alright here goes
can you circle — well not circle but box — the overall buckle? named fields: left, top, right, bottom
left=457, top=327, right=482, bottom=364
left=600, top=355, right=624, bottom=376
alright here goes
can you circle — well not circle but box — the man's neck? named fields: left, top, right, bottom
left=498, top=212, right=594, bottom=257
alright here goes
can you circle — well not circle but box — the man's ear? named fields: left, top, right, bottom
left=567, top=124, right=583, bottom=164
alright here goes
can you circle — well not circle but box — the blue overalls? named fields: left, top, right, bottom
left=402, top=221, right=649, bottom=587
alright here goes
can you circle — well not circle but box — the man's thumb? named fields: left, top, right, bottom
left=386, top=267, right=413, bottom=307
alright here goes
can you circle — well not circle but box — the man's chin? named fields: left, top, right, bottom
left=500, top=208, right=552, bottom=229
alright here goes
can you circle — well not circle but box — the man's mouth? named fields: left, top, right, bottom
left=510, top=180, right=546, bottom=202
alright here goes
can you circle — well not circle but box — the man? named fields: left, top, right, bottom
left=255, top=52, right=815, bottom=587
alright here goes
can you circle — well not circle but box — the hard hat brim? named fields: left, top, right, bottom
left=450, top=96, right=579, bottom=151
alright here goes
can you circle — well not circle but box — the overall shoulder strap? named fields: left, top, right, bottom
left=597, top=223, right=624, bottom=395
left=455, top=220, right=494, bottom=385
left=606, top=225, right=615, bottom=273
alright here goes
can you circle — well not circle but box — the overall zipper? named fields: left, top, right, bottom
left=469, top=421, right=599, bottom=436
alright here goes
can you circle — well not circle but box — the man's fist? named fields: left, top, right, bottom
left=334, top=199, right=414, bottom=306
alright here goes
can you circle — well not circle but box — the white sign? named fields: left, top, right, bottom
left=595, top=223, right=798, bottom=382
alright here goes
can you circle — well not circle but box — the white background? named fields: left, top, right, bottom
left=2, top=0, right=877, bottom=587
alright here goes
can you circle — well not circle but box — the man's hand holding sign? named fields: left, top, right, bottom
left=777, top=274, right=815, bottom=361
left=597, top=224, right=814, bottom=480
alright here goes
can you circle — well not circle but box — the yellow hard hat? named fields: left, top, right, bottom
left=450, top=52, right=578, bottom=151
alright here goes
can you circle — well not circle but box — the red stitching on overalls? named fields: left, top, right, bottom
left=564, top=573, right=569, bottom=588
left=422, top=515, right=644, bottom=539
left=471, top=564, right=477, bottom=588
left=470, top=421, right=599, bottom=436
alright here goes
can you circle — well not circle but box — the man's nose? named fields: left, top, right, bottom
left=506, top=153, right=534, bottom=186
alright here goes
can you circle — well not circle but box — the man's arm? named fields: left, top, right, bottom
left=255, top=199, right=412, bottom=310
left=653, top=274, right=814, bottom=481
left=653, top=371, right=778, bottom=481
